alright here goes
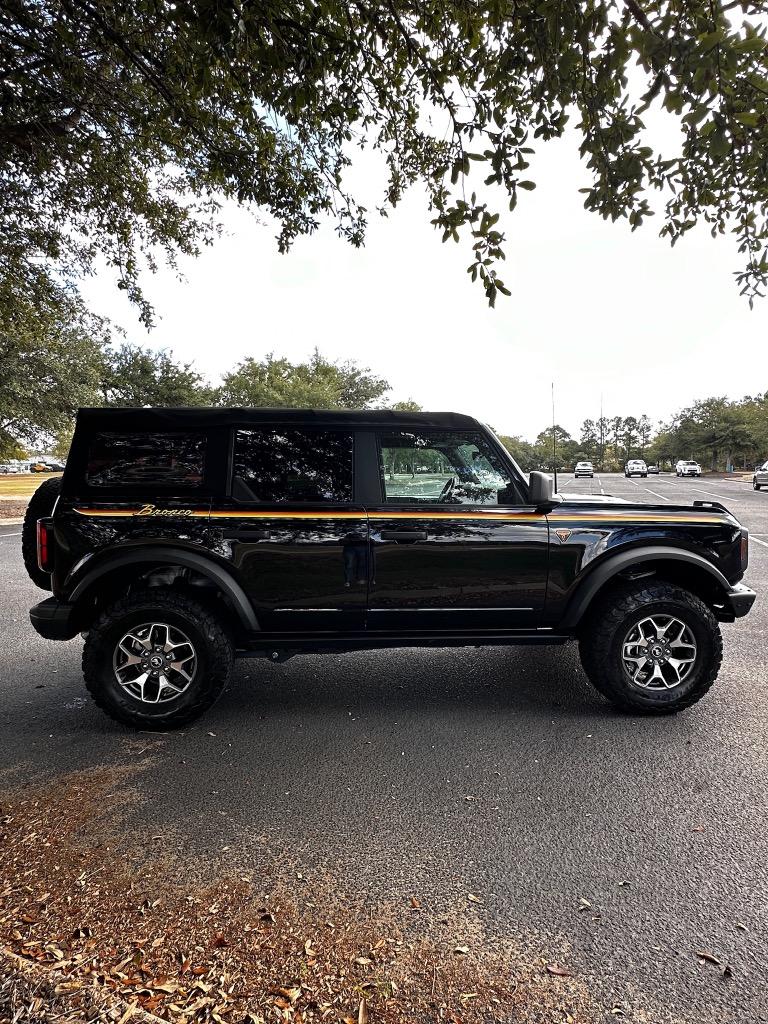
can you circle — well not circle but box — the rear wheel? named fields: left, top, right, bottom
left=83, top=588, right=233, bottom=729
left=754, top=479, right=761, bottom=490
left=22, top=477, right=61, bottom=590
left=579, top=581, right=722, bottom=714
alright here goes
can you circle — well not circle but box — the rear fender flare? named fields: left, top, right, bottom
left=67, top=546, right=259, bottom=632
left=560, top=546, right=731, bottom=629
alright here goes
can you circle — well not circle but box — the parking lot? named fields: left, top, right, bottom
left=2, top=473, right=767, bottom=1023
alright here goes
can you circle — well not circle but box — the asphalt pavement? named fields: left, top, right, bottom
left=2, top=474, right=767, bottom=1023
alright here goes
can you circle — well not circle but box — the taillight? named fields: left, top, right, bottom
left=37, top=518, right=53, bottom=573
left=741, top=528, right=749, bottom=572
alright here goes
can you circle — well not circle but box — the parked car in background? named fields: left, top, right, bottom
left=625, top=459, right=648, bottom=478
left=676, top=460, right=702, bottom=477
left=574, top=461, right=594, bottom=478
left=646, top=464, right=660, bottom=474
left=0, top=464, right=20, bottom=474
left=753, top=461, right=768, bottom=490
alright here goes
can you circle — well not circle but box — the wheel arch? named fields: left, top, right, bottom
left=560, top=546, right=733, bottom=629
left=67, top=546, right=259, bottom=633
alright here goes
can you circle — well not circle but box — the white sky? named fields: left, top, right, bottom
left=80, top=128, right=768, bottom=443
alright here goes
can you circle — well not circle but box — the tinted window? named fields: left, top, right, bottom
left=86, top=433, right=206, bottom=487
left=378, top=430, right=519, bottom=505
left=233, top=429, right=353, bottom=503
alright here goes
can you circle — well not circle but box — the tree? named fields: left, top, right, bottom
left=610, top=417, right=625, bottom=467
left=0, top=277, right=107, bottom=452
left=4, top=1, right=768, bottom=342
left=535, top=425, right=578, bottom=470
left=498, top=435, right=537, bottom=471
left=596, top=416, right=610, bottom=471
left=637, top=415, right=654, bottom=456
left=214, top=351, right=390, bottom=410
left=580, top=419, right=598, bottom=463
left=100, top=344, right=206, bottom=407
left=389, top=400, right=423, bottom=412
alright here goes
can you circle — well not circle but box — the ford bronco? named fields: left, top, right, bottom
left=25, top=408, right=755, bottom=728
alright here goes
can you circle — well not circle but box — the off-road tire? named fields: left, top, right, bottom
left=579, top=581, right=722, bottom=714
left=22, top=477, right=62, bottom=590
left=83, top=587, right=233, bottom=729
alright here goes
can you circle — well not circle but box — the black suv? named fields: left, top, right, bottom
left=25, top=408, right=755, bottom=728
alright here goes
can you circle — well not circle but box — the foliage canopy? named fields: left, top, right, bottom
left=3, top=0, right=768, bottom=333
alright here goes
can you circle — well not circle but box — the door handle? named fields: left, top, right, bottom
left=232, top=528, right=271, bottom=540
left=380, top=530, right=427, bottom=542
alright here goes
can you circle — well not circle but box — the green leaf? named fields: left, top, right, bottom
left=517, top=180, right=537, bottom=190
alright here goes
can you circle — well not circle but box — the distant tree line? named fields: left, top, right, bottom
left=500, top=398, right=768, bottom=474
left=1, top=322, right=765, bottom=474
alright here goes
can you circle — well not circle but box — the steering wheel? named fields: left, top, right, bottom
left=438, top=476, right=456, bottom=502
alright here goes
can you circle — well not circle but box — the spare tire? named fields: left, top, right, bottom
left=22, top=476, right=62, bottom=590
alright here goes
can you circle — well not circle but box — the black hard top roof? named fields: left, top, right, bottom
left=75, top=407, right=483, bottom=431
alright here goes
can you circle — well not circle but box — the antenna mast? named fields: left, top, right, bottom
left=551, top=381, right=558, bottom=493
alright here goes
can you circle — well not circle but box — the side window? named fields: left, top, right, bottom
left=233, top=429, right=354, bottom=503
left=378, top=431, right=519, bottom=505
left=86, top=433, right=206, bottom=487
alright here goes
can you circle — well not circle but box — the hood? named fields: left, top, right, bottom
left=558, top=492, right=628, bottom=504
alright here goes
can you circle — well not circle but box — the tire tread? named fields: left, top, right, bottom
left=579, top=581, right=723, bottom=714
left=82, top=587, right=233, bottom=729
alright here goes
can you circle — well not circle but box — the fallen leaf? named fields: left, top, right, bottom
left=467, top=894, right=482, bottom=904
left=578, top=898, right=592, bottom=911
left=277, top=986, right=301, bottom=1003
left=546, top=964, right=573, bottom=977
left=454, top=945, right=470, bottom=955
left=358, top=997, right=368, bottom=1024
left=212, top=933, right=228, bottom=948
left=410, top=896, right=421, bottom=910
left=695, top=950, right=721, bottom=966
left=617, top=880, right=631, bottom=888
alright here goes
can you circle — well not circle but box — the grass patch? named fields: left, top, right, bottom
left=0, top=473, right=61, bottom=499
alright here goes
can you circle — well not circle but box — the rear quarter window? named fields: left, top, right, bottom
left=86, top=433, right=206, bottom=488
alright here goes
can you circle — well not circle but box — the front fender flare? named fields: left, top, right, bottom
left=559, top=545, right=732, bottom=629
left=67, top=546, right=259, bottom=632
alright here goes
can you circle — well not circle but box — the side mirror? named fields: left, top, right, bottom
left=529, top=470, right=561, bottom=507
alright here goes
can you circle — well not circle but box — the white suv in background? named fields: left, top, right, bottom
left=574, top=461, right=594, bottom=478
left=753, top=461, right=768, bottom=490
left=676, top=460, right=702, bottom=477
left=625, top=459, right=647, bottom=478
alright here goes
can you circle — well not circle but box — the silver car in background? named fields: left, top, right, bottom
left=753, top=461, right=768, bottom=490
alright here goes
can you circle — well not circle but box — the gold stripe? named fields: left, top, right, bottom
left=73, top=507, right=726, bottom=526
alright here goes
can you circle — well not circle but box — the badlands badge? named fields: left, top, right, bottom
left=555, top=528, right=572, bottom=543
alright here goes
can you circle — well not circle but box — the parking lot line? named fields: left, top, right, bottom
left=689, top=487, right=742, bottom=503
left=643, top=488, right=669, bottom=502
left=750, top=536, right=768, bottom=549
left=0, top=531, right=21, bottom=538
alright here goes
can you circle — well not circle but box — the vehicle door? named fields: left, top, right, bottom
left=362, top=428, right=549, bottom=631
left=210, top=425, right=368, bottom=633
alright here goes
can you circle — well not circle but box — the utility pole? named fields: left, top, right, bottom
left=599, top=392, right=604, bottom=472
left=551, top=381, right=558, bottom=492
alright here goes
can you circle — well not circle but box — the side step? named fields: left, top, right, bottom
left=237, top=631, right=572, bottom=661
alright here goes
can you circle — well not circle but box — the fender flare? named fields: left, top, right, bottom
left=68, top=546, right=259, bottom=632
left=560, top=545, right=732, bottom=629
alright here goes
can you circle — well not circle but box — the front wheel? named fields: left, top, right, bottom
left=83, top=588, right=234, bottom=728
left=754, top=479, right=762, bottom=490
left=579, top=581, right=722, bottom=714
